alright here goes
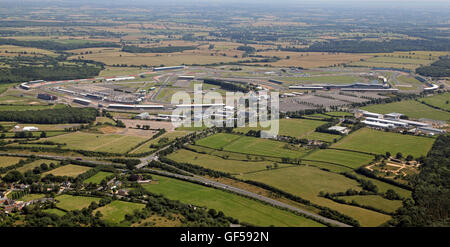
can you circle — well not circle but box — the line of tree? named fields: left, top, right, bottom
left=121, top=45, right=197, bottom=53
left=416, top=56, right=450, bottom=77
left=283, top=39, right=450, bottom=53
left=203, top=78, right=249, bottom=93
left=0, top=38, right=119, bottom=51
left=0, top=107, right=98, bottom=124
left=0, top=64, right=102, bottom=84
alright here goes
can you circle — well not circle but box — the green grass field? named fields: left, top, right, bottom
left=55, top=194, right=101, bottom=211
left=304, top=131, right=342, bottom=142
left=236, top=166, right=391, bottom=226
left=166, top=148, right=293, bottom=174
left=143, top=174, right=324, bottom=227
left=234, top=118, right=326, bottom=138
left=43, top=208, right=67, bottom=217
left=0, top=156, right=25, bottom=168
left=337, top=195, right=403, bottom=213
left=83, top=171, right=113, bottom=184
left=196, top=133, right=308, bottom=159
left=304, top=149, right=374, bottom=169
left=15, top=193, right=46, bottom=202
left=361, top=100, right=450, bottom=121
left=94, top=200, right=145, bottom=225
left=331, top=128, right=435, bottom=158
left=42, top=164, right=92, bottom=177
left=195, top=133, right=242, bottom=150
left=44, top=132, right=148, bottom=153
left=420, top=93, right=450, bottom=111
left=130, top=131, right=189, bottom=154
left=13, top=159, right=58, bottom=174
left=222, top=135, right=308, bottom=159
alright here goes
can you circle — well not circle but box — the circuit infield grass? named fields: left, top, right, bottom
left=143, top=174, right=325, bottom=227
left=331, top=128, right=435, bottom=158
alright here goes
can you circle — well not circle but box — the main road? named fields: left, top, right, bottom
left=140, top=162, right=352, bottom=227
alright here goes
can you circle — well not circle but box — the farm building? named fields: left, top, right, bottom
left=359, top=110, right=383, bottom=119
left=362, top=120, right=394, bottom=129
left=23, top=126, right=39, bottom=131
left=328, top=126, right=349, bottom=134
left=73, top=98, right=91, bottom=105
left=37, top=93, right=57, bottom=101
left=365, top=117, right=408, bottom=128
left=417, top=127, right=446, bottom=135
left=384, top=112, right=404, bottom=120
left=398, top=119, right=430, bottom=128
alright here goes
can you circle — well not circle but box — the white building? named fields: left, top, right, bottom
left=328, top=126, right=349, bottom=134
left=23, top=126, right=39, bottom=131
left=362, top=120, right=394, bottom=129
